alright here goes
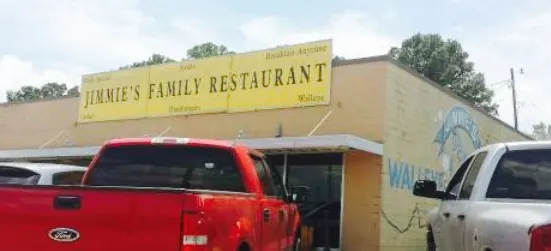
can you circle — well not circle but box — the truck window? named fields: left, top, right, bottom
left=86, top=145, right=246, bottom=192
left=0, top=166, right=40, bottom=185
left=486, top=149, right=551, bottom=200
left=265, top=159, right=286, bottom=198
left=252, top=155, right=277, bottom=197
left=444, top=155, right=474, bottom=199
left=459, top=151, right=488, bottom=199
left=252, top=155, right=285, bottom=198
left=52, top=171, right=85, bottom=185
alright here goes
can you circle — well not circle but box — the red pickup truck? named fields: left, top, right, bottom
left=0, top=137, right=307, bottom=251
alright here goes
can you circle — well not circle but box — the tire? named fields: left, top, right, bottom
left=426, top=228, right=436, bottom=251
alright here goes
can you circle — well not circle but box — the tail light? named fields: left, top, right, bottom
left=181, top=212, right=213, bottom=251
left=530, top=223, right=551, bottom=251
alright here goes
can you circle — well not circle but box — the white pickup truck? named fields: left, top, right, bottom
left=413, top=141, right=551, bottom=251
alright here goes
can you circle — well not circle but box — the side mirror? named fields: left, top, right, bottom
left=413, top=180, right=444, bottom=199
left=287, top=185, right=310, bottom=203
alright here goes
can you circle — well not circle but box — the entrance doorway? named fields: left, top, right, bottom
left=266, top=153, right=343, bottom=250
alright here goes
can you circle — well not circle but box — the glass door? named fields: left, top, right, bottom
left=265, top=153, right=343, bottom=249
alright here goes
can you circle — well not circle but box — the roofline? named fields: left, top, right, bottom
left=385, top=57, right=534, bottom=140
left=0, top=55, right=389, bottom=107
left=333, top=54, right=390, bottom=67
left=335, top=54, right=533, bottom=140
left=0, top=94, right=79, bottom=107
left=0, top=134, right=383, bottom=160
left=0, top=54, right=533, bottom=141
left=334, top=54, right=533, bottom=140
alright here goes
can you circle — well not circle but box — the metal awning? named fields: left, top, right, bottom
left=233, top=134, right=383, bottom=154
left=0, top=146, right=101, bottom=160
left=0, top=134, right=383, bottom=160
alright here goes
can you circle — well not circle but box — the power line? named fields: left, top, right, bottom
left=487, top=79, right=511, bottom=88
left=516, top=88, right=549, bottom=117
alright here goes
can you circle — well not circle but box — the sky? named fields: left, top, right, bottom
left=0, top=0, right=549, bottom=134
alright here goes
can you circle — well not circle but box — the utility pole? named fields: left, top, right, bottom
left=510, top=67, right=519, bottom=130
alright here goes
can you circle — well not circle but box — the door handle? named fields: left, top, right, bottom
left=263, top=209, right=270, bottom=222
left=279, top=209, right=285, bottom=219
left=53, top=195, right=81, bottom=210
left=443, top=212, right=450, bottom=218
left=457, top=214, right=466, bottom=221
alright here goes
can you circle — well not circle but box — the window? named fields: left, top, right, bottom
left=459, top=152, right=488, bottom=199
left=286, top=153, right=343, bottom=203
left=265, top=155, right=286, bottom=185
left=487, top=149, right=551, bottom=200
left=265, top=159, right=286, bottom=198
left=252, top=155, right=276, bottom=196
left=0, top=166, right=40, bottom=185
left=53, top=171, right=86, bottom=185
left=444, top=156, right=474, bottom=200
left=86, top=145, right=245, bottom=192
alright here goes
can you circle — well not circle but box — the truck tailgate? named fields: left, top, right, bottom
left=0, top=186, right=185, bottom=251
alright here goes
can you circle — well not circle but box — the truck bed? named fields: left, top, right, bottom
left=0, top=185, right=188, bottom=251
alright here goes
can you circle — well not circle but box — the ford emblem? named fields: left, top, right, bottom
left=48, top=228, right=80, bottom=242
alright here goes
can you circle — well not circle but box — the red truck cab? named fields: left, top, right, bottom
left=0, top=137, right=306, bottom=251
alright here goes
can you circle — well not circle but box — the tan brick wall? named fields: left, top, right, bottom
left=0, top=60, right=387, bottom=150
left=378, top=62, right=531, bottom=251
left=0, top=97, right=79, bottom=150
left=342, top=151, right=382, bottom=251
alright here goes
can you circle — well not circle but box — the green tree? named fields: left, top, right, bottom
left=67, top=85, right=80, bottom=97
left=532, top=122, right=551, bottom=140
left=389, top=33, right=499, bottom=115
left=7, top=86, right=42, bottom=102
left=120, top=54, right=175, bottom=69
left=186, top=42, right=235, bottom=59
left=40, top=82, right=68, bottom=97
left=6, top=82, right=73, bottom=102
left=119, top=42, right=235, bottom=69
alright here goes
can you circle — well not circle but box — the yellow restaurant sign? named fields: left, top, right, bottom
left=78, top=39, right=332, bottom=123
